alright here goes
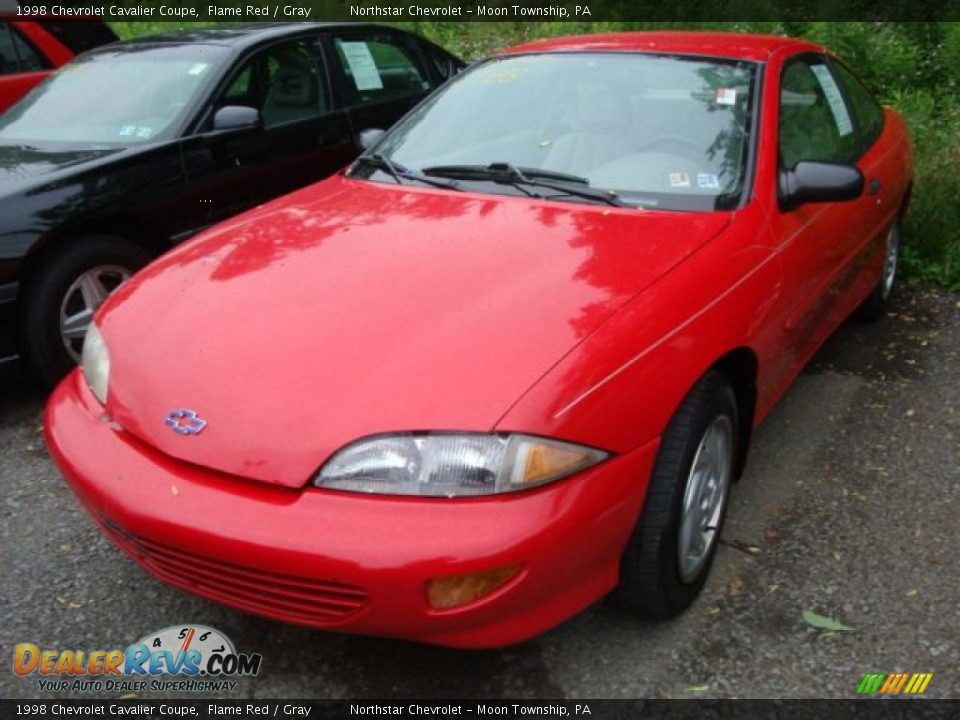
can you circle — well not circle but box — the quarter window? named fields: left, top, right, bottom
left=331, top=34, right=430, bottom=105
left=779, top=58, right=858, bottom=169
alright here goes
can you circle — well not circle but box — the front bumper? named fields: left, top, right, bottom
left=45, top=371, right=658, bottom=648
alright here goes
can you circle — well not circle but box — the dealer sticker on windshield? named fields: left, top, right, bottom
left=715, top=88, right=737, bottom=105
left=697, top=173, right=720, bottom=189
left=669, top=172, right=691, bottom=188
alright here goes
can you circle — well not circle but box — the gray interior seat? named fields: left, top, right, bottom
left=541, top=89, right=637, bottom=177
left=262, top=67, right=321, bottom=126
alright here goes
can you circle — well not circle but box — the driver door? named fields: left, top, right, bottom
left=772, top=54, right=875, bottom=369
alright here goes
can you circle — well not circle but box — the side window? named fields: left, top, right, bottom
left=830, top=61, right=884, bottom=153
left=10, top=26, right=51, bottom=72
left=0, top=24, right=16, bottom=76
left=331, top=33, right=430, bottom=105
left=217, top=39, right=327, bottom=129
left=779, top=58, right=857, bottom=169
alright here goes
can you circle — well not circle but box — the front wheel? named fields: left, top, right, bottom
left=19, top=236, right=151, bottom=388
left=610, top=371, right=738, bottom=618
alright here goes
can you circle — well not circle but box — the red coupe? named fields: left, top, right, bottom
left=46, top=32, right=913, bottom=648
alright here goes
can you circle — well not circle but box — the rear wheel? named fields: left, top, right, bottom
left=19, top=236, right=151, bottom=388
left=856, top=221, right=901, bottom=322
left=610, top=371, right=738, bottom=618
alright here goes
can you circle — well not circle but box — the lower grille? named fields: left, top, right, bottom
left=97, top=519, right=369, bottom=626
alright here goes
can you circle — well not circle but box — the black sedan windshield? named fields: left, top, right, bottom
left=0, top=44, right=229, bottom=146
left=370, top=53, right=758, bottom=211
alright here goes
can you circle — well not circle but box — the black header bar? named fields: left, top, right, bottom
left=5, top=0, right=960, bottom=22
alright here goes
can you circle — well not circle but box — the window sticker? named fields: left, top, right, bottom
left=669, top=172, right=691, bottom=188
left=187, top=63, right=208, bottom=76
left=340, top=42, right=384, bottom=91
left=715, top=88, right=737, bottom=105
left=810, top=64, right=854, bottom=136
left=697, top=173, right=720, bottom=189
left=135, top=127, right=153, bottom=139
left=119, top=125, right=136, bottom=137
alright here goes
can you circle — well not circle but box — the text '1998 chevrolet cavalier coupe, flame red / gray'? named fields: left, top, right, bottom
left=45, top=31, right=912, bottom=648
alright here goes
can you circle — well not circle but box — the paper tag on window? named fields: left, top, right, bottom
left=715, top=88, right=737, bottom=105
left=810, top=65, right=854, bottom=136
left=187, top=63, right=208, bottom=76
left=697, top=173, right=720, bottom=189
left=340, top=41, right=384, bottom=92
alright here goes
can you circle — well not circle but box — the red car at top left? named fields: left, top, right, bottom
left=0, top=18, right=117, bottom=112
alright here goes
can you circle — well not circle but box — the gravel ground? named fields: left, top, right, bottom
left=0, top=286, right=957, bottom=700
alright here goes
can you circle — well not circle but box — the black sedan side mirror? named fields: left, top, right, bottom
left=779, top=161, right=864, bottom=211
left=211, top=105, right=262, bottom=135
left=358, top=128, right=386, bottom=150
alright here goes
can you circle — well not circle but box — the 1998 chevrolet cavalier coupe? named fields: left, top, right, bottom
left=46, top=32, right=912, bottom=648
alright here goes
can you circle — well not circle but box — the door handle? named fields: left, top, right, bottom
left=868, top=178, right=883, bottom=195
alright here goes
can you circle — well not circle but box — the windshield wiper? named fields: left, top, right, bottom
left=352, top=154, right=460, bottom=191
left=421, top=163, right=628, bottom=208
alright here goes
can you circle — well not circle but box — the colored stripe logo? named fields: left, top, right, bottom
left=857, top=672, right=933, bottom=694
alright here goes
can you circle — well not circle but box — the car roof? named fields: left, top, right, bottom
left=500, top=31, right=820, bottom=62
left=121, top=22, right=400, bottom=49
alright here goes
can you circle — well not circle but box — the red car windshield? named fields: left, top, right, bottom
left=372, top=52, right=758, bottom=211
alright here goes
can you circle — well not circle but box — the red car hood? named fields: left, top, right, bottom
left=100, top=177, right=731, bottom=487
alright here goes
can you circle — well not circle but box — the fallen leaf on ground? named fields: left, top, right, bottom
left=803, top=609, right=854, bottom=632
left=764, top=528, right=782, bottom=543
left=685, top=685, right=710, bottom=693
left=728, top=577, right=744, bottom=597
left=728, top=540, right=762, bottom=555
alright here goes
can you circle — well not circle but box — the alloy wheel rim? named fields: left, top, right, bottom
left=59, top=265, right=132, bottom=362
left=678, top=415, right=734, bottom=583
left=881, top=226, right=900, bottom=300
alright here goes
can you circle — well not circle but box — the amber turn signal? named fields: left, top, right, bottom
left=426, top=563, right=523, bottom=610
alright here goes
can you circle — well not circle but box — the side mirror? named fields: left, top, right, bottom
left=779, top=161, right=864, bottom=210
left=358, top=128, right=386, bottom=151
left=211, top=105, right=262, bottom=135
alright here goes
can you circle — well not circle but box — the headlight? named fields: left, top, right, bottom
left=314, top=433, right=608, bottom=496
left=81, top=324, right=110, bottom=404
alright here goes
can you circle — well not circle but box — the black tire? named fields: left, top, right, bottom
left=19, top=235, right=152, bottom=389
left=610, top=371, right=738, bottom=618
left=856, top=221, right=901, bottom=322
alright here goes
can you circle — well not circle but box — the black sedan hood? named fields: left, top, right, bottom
left=0, top=144, right=123, bottom=191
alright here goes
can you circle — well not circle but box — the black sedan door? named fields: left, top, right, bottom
left=324, top=29, right=442, bottom=138
left=178, top=35, right=355, bottom=234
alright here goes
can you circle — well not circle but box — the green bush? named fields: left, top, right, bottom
left=109, top=21, right=960, bottom=289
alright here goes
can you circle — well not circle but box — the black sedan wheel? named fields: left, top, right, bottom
left=20, top=236, right=151, bottom=388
